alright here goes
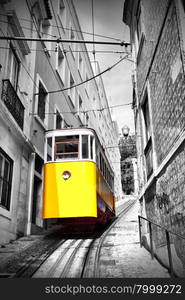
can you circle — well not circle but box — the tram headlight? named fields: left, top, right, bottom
left=62, top=171, right=71, bottom=180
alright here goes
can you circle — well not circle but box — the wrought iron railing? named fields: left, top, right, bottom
left=1, top=79, right=24, bottom=130
left=138, top=215, right=185, bottom=277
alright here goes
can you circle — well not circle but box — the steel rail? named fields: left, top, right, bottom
left=59, top=239, right=87, bottom=278
left=46, top=239, right=78, bottom=278
left=14, top=199, right=136, bottom=278
left=81, top=199, right=137, bottom=278
left=94, top=199, right=136, bottom=277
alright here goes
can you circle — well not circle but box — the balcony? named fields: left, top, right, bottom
left=1, top=79, right=24, bottom=130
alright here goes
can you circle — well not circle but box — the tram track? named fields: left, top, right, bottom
left=94, top=199, right=136, bottom=277
left=12, top=198, right=136, bottom=278
left=81, top=198, right=136, bottom=278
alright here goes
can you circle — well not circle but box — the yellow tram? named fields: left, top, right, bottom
left=42, top=128, right=115, bottom=226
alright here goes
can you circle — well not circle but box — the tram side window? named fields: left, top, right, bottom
left=100, top=153, right=102, bottom=171
left=107, top=171, right=110, bottom=187
left=55, top=135, right=79, bottom=159
left=108, top=171, right=111, bottom=187
left=47, top=137, right=52, bottom=161
left=82, top=135, right=88, bottom=159
left=111, top=176, right=114, bottom=190
left=102, top=160, right=105, bottom=176
left=90, top=136, right=94, bottom=160
left=96, top=152, right=100, bottom=167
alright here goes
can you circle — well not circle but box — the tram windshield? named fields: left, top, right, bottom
left=45, top=131, right=96, bottom=162
left=55, top=135, right=79, bottom=159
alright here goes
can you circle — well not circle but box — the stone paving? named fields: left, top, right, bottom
left=99, top=199, right=170, bottom=277
left=0, top=198, right=170, bottom=278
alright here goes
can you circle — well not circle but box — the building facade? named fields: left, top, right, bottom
left=123, top=0, right=185, bottom=276
left=0, top=0, right=121, bottom=244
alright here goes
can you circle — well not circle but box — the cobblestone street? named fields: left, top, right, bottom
left=0, top=198, right=170, bottom=278
left=107, top=199, right=170, bottom=277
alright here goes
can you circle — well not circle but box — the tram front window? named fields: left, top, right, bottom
left=55, top=135, right=79, bottom=159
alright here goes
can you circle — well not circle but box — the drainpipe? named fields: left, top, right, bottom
left=25, top=152, right=35, bottom=236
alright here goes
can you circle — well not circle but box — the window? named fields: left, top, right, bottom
left=135, top=1, right=145, bottom=63
left=55, top=135, right=79, bottom=159
left=182, top=0, right=185, bottom=10
left=58, top=0, right=66, bottom=28
left=56, top=45, right=65, bottom=83
left=38, top=81, right=48, bottom=122
left=68, top=73, right=75, bottom=105
left=35, top=154, right=43, bottom=174
left=78, top=53, right=83, bottom=78
left=0, top=148, right=13, bottom=210
left=142, top=91, right=153, bottom=179
left=77, top=95, right=84, bottom=122
left=7, top=43, right=20, bottom=90
left=136, top=1, right=142, bottom=42
left=85, top=113, right=89, bottom=126
left=41, top=19, right=52, bottom=52
left=85, top=74, right=89, bottom=96
left=59, top=0, right=65, bottom=16
left=70, top=26, right=75, bottom=55
left=144, top=141, right=153, bottom=179
left=143, top=95, right=150, bottom=143
left=56, top=110, right=64, bottom=129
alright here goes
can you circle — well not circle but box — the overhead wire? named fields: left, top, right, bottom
left=0, top=4, right=132, bottom=133
left=0, top=39, right=130, bottom=122
left=1, top=24, right=123, bottom=122
left=0, top=45, right=129, bottom=55
left=0, top=19, right=58, bottom=39
left=34, top=54, right=130, bottom=95
left=49, top=0, right=83, bottom=125
left=0, top=8, right=70, bottom=127
left=29, top=102, right=132, bottom=116
left=0, top=27, right=39, bottom=91
left=25, top=0, right=79, bottom=126
left=27, top=0, right=131, bottom=122
left=0, top=13, right=121, bottom=42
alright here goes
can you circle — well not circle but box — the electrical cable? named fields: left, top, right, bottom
left=0, top=13, right=72, bottom=127
left=29, top=102, right=132, bottom=116
left=26, top=0, right=78, bottom=127
left=0, top=19, right=58, bottom=39
left=0, top=27, right=39, bottom=90
left=0, top=13, right=121, bottom=42
left=26, top=0, right=131, bottom=124
left=0, top=43, right=129, bottom=56
left=49, top=0, right=84, bottom=125
left=0, top=5, right=132, bottom=140
left=35, top=54, right=129, bottom=95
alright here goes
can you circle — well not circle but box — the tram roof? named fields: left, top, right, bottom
left=45, top=127, right=96, bottom=137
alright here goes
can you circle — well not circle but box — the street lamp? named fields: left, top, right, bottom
left=122, top=125, right=130, bottom=138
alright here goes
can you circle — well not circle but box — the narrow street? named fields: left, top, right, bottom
left=1, top=0, right=185, bottom=298
left=0, top=197, right=169, bottom=278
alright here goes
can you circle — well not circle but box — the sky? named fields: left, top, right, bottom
left=73, top=0, right=135, bottom=135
